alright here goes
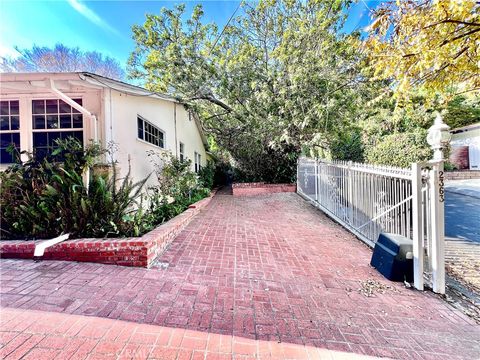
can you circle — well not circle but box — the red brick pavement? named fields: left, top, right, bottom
left=0, top=307, right=381, bottom=359
left=1, top=193, right=479, bottom=359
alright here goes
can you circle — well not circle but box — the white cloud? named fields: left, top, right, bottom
left=67, top=0, right=120, bottom=36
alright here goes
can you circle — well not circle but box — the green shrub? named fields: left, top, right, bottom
left=0, top=138, right=148, bottom=239
left=364, top=128, right=433, bottom=168
left=1, top=141, right=212, bottom=240
left=142, top=152, right=211, bottom=231
left=443, top=96, right=480, bottom=130
left=329, top=129, right=364, bottom=162
left=198, top=161, right=215, bottom=189
left=148, top=151, right=200, bottom=200
left=444, top=161, right=458, bottom=171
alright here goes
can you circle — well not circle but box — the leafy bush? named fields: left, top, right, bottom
left=148, top=151, right=203, bottom=200
left=198, top=161, right=215, bottom=189
left=0, top=138, right=148, bottom=239
left=443, top=96, right=480, bottom=130
left=142, top=152, right=211, bottom=231
left=364, top=128, right=433, bottom=168
left=1, top=141, right=213, bottom=240
left=444, top=161, right=458, bottom=171
left=329, top=128, right=364, bottom=162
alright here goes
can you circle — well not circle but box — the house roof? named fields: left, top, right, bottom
left=450, top=122, right=480, bottom=134
left=79, top=72, right=181, bottom=103
left=0, top=71, right=180, bottom=102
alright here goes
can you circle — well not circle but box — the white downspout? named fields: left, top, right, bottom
left=33, top=234, right=70, bottom=258
left=48, top=78, right=98, bottom=191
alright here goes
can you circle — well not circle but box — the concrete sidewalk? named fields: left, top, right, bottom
left=1, top=193, right=479, bottom=359
left=445, top=179, right=480, bottom=243
left=444, top=179, right=480, bottom=294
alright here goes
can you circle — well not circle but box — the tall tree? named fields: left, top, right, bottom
left=129, top=0, right=367, bottom=182
left=1, top=44, right=125, bottom=80
left=365, top=0, right=480, bottom=101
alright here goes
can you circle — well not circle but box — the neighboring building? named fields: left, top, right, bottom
left=0, top=72, right=208, bottom=184
left=449, top=123, right=480, bottom=170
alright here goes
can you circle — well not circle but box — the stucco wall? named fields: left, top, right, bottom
left=451, top=128, right=480, bottom=146
left=108, top=90, right=207, bottom=185
left=175, top=104, right=207, bottom=168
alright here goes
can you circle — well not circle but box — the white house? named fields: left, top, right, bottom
left=449, top=122, right=480, bottom=170
left=0, top=72, right=208, bottom=184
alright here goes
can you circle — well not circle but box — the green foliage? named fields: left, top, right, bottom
left=0, top=141, right=212, bottom=240
left=443, top=96, right=480, bottom=129
left=364, top=128, right=433, bottom=168
left=444, top=161, right=458, bottom=171
left=198, top=161, right=215, bottom=189
left=328, top=128, right=364, bottom=162
left=148, top=151, right=202, bottom=200
left=141, top=151, right=210, bottom=232
left=0, top=138, right=147, bottom=239
left=129, top=0, right=366, bottom=182
left=129, top=1, right=479, bottom=173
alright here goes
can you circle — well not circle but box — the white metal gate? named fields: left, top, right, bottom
left=297, top=157, right=446, bottom=293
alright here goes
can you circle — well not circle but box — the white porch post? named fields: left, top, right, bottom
left=426, top=113, right=451, bottom=294
left=429, top=163, right=445, bottom=293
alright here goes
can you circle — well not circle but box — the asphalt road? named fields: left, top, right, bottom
left=445, top=179, right=480, bottom=243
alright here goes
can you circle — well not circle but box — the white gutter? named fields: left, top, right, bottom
left=33, top=234, right=70, bottom=258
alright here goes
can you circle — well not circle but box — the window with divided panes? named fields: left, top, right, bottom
left=137, top=116, right=164, bottom=148
left=31, top=99, right=83, bottom=159
left=0, top=100, right=20, bottom=164
left=194, top=151, right=201, bottom=173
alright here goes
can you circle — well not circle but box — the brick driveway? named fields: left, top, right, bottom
left=1, top=193, right=479, bottom=359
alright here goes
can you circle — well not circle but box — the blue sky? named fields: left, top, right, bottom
left=0, top=0, right=376, bottom=68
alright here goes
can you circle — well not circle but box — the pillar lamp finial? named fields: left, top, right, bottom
left=427, top=112, right=451, bottom=161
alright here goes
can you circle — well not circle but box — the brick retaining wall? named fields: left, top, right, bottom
left=449, top=146, right=469, bottom=170
left=0, top=190, right=216, bottom=268
left=232, top=182, right=296, bottom=196
left=445, top=171, right=480, bottom=181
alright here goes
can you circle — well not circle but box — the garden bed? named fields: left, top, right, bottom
left=232, top=182, right=296, bottom=196
left=0, top=190, right=216, bottom=268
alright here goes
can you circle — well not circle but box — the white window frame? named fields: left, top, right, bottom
left=137, top=115, right=165, bottom=149
left=194, top=151, right=202, bottom=173
left=179, top=142, right=185, bottom=162
left=31, top=98, right=84, bottom=157
left=0, top=99, right=20, bottom=164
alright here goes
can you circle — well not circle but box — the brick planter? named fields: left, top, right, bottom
left=232, top=182, right=296, bottom=196
left=445, top=171, right=480, bottom=181
left=0, top=190, right=216, bottom=268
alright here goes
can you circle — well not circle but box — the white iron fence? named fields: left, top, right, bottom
left=297, top=157, right=446, bottom=293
